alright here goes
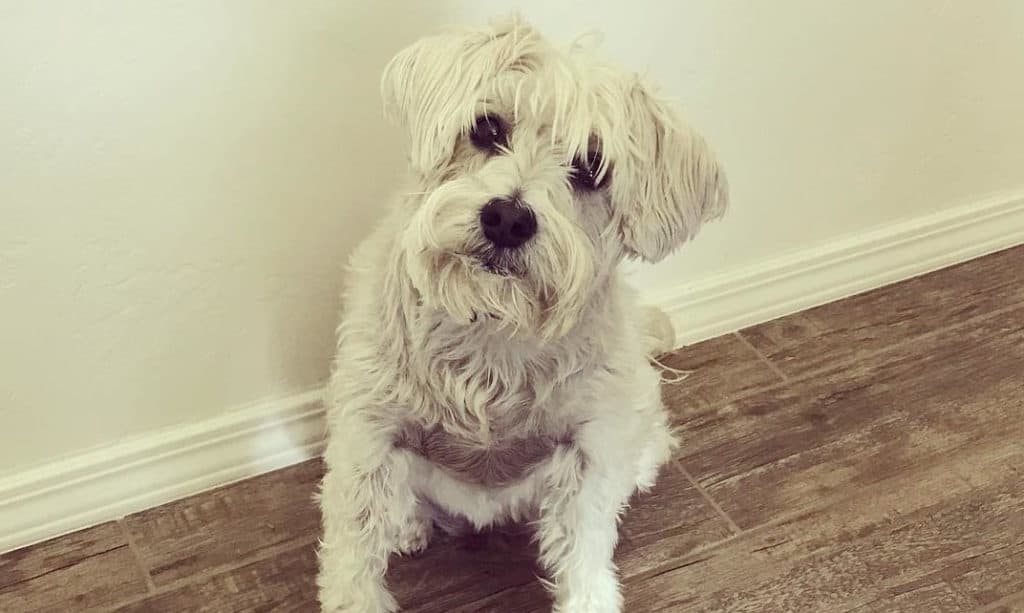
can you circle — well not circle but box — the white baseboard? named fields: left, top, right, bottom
left=0, top=390, right=327, bottom=554
left=649, top=191, right=1024, bottom=346
left=2, top=191, right=1022, bottom=554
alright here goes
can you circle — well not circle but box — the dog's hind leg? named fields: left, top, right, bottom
left=633, top=414, right=677, bottom=493
left=396, top=501, right=434, bottom=556
left=316, top=423, right=419, bottom=613
left=637, top=304, right=676, bottom=357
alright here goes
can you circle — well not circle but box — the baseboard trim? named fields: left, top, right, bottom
left=648, top=192, right=1024, bottom=346
left=0, top=390, right=327, bottom=554
left=2, top=192, right=1022, bottom=554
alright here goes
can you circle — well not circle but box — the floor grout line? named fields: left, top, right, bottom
left=673, top=459, right=742, bottom=535
left=103, top=534, right=320, bottom=611
left=633, top=432, right=1024, bottom=586
left=732, top=331, right=790, bottom=383
left=118, top=520, right=156, bottom=594
left=0, top=543, right=128, bottom=590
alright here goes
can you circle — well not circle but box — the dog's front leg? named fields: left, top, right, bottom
left=537, top=445, right=631, bottom=613
left=317, top=425, right=419, bottom=613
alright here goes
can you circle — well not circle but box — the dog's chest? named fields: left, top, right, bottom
left=404, top=316, right=592, bottom=487
left=396, top=420, right=573, bottom=488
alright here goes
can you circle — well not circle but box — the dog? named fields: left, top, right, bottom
left=316, top=14, right=727, bottom=613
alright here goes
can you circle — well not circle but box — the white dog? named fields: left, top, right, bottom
left=317, top=15, right=727, bottom=613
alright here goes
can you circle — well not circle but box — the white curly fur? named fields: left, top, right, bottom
left=317, top=14, right=727, bottom=613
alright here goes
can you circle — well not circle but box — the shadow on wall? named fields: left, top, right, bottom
left=322, top=1, right=450, bottom=202
left=263, top=2, right=453, bottom=388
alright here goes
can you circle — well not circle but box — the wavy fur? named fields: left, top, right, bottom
left=318, top=14, right=727, bottom=613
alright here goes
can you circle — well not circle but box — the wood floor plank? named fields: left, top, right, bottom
left=447, top=581, right=550, bottom=613
left=623, top=438, right=1024, bottom=612
left=0, top=544, right=148, bottom=612
left=393, top=528, right=542, bottom=613
left=678, top=304, right=1024, bottom=529
left=740, top=245, right=1024, bottom=379
left=111, top=542, right=318, bottom=613
left=846, top=581, right=976, bottom=612
left=945, top=541, right=1024, bottom=610
left=982, top=592, right=1024, bottom=613
left=616, top=463, right=734, bottom=580
left=660, top=333, right=785, bottom=423
left=940, top=442, right=1024, bottom=610
left=122, top=459, right=323, bottom=587
left=0, top=522, right=126, bottom=589
left=399, top=463, right=732, bottom=612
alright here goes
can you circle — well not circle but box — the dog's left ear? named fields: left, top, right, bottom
left=609, top=78, right=729, bottom=262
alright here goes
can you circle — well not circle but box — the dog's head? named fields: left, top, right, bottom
left=383, top=15, right=727, bottom=339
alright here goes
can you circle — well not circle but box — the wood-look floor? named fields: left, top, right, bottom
left=2, top=245, right=1022, bottom=613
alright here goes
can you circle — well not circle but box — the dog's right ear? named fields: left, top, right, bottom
left=381, top=15, right=543, bottom=176
left=608, top=77, right=729, bottom=263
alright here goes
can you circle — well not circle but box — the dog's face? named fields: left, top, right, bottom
left=382, top=16, right=727, bottom=340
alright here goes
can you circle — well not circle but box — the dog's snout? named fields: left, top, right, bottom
left=480, top=197, right=537, bottom=249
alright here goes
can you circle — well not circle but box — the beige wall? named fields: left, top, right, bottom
left=2, top=1, right=1023, bottom=475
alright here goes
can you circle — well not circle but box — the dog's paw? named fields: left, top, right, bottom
left=553, top=602, right=621, bottom=613
left=638, top=305, right=676, bottom=357
left=395, top=515, right=433, bottom=556
left=321, top=603, right=397, bottom=613
left=319, top=578, right=399, bottom=613
left=319, top=590, right=398, bottom=613
left=552, top=570, right=622, bottom=613
left=553, top=598, right=622, bottom=613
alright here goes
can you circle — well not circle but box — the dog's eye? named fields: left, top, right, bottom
left=469, top=114, right=509, bottom=153
left=571, top=149, right=609, bottom=191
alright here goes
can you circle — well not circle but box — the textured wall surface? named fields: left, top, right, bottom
left=2, top=1, right=1023, bottom=475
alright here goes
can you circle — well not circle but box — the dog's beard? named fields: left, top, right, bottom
left=402, top=182, right=595, bottom=340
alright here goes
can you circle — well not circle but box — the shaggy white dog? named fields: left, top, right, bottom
left=317, top=15, right=727, bottom=613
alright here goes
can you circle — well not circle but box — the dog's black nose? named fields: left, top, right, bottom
left=480, top=197, right=537, bottom=249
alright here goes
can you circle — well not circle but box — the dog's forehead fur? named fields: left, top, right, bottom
left=382, top=14, right=729, bottom=264
left=382, top=16, right=630, bottom=175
